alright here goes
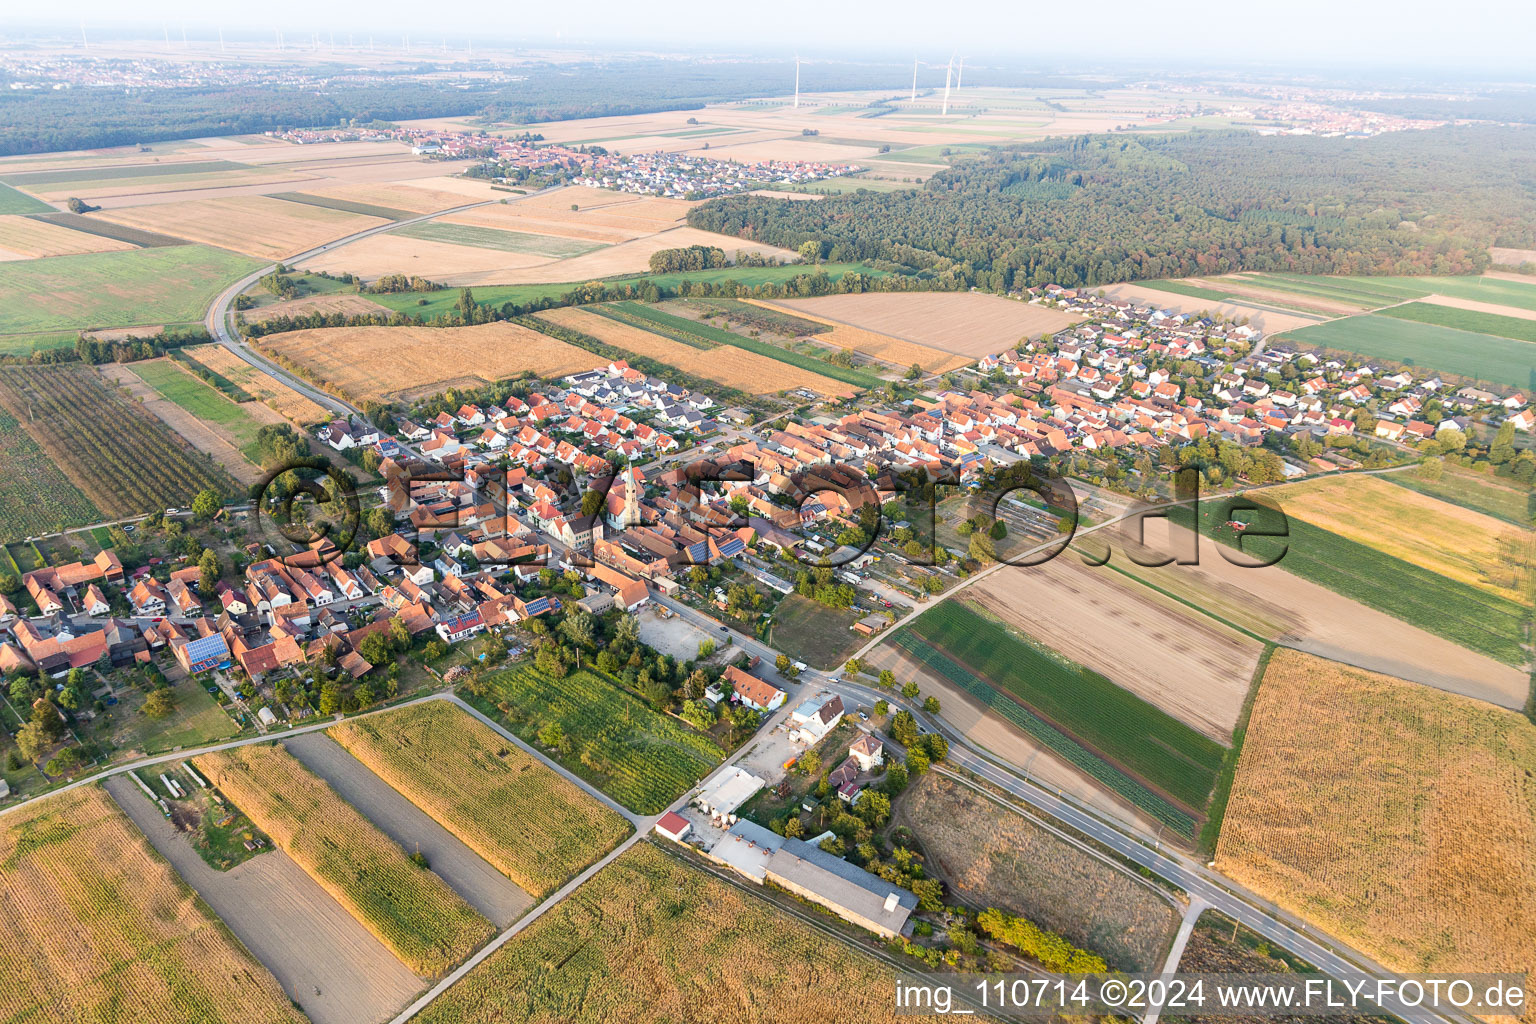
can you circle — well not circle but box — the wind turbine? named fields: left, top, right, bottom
left=910, top=59, right=921, bottom=103
left=80, top=21, right=88, bottom=49
left=941, top=55, right=954, bottom=116
left=182, top=24, right=188, bottom=48
left=956, top=56, right=967, bottom=91
left=218, top=26, right=225, bottom=52
left=793, top=55, right=801, bottom=109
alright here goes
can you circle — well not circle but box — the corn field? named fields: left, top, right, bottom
left=330, top=702, right=631, bottom=899
left=195, top=745, right=494, bottom=977
left=1217, top=650, right=1536, bottom=997
left=417, top=843, right=904, bottom=1024
left=0, top=785, right=305, bottom=1024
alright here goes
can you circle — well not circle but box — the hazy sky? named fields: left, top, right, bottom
left=15, top=0, right=1536, bottom=72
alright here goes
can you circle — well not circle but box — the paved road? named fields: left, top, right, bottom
left=202, top=194, right=535, bottom=421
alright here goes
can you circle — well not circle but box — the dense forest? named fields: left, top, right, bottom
left=0, top=59, right=1106, bottom=156
left=689, top=127, right=1536, bottom=290
left=0, top=84, right=494, bottom=156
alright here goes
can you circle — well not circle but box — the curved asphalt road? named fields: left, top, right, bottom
left=203, top=191, right=555, bottom=420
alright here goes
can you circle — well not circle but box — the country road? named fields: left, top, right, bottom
left=202, top=187, right=561, bottom=422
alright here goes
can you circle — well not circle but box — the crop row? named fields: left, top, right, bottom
left=1173, top=502, right=1530, bottom=666
left=907, top=601, right=1226, bottom=806
left=330, top=702, right=631, bottom=899
left=892, top=630, right=1198, bottom=839
left=0, top=364, right=235, bottom=518
left=0, top=406, right=100, bottom=542
left=195, top=745, right=494, bottom=977
left=0, top=786, right=305, bottom=1023
left=481, top=666, right=722, bottom=814
left=597, top=301, right=884, bottom=389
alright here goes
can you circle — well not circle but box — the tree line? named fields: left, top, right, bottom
left=687, top=127, right=1536, bottom=291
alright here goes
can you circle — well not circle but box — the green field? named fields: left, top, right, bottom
left=0, top=160, right=255, bottom=188
left=0, top=330, right=80, bottom=357
left=371, top=261, right=888, bottom=321
left=0, top=407, right=100, bottom=542
left=600, top=300, right=886, bottom=389
left=1377, top=301, right=1536, bottom=343
left=768, top=176, right=919, bottom=194
left=392, top=220, right=601, bottom=258
left=270, top=192, right=414, bottom=221
left=122, top=674, right=241, bottom=753
left=875, top=142, right=993, bottom=162
left=474, top=665, right=723, bottom=813
left=1244, top=273, right=1536, bottom=313
left=1174, top=500, right=1530, bottom=666
left=1143, top=279, right=1243, bottom=303
left=129, top=358, right=266, bottom=458
left=0, top=245, right=263, bottom=334
left=1385, top=464, right=1534, bottom=527
left=901, top=603, right=1226, bottom=807
left=1283, top=314, right=1536, bottom=389
left=0, top=186, right=53, bottom=214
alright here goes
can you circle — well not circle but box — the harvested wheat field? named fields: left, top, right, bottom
left=299, top=180, right=489, bottom=214
left=900, top=772, right=1180, bottom=971
left=103, top=774, right=422, bottom=1024
left=0, top=785, right=306, bottom=1024
left=1216, top=649, right=1536, bottom=1001
left=536, top=306, right=853, bottom=396
left=182, top=344, right=330, bottom=424
left=330, top=702, right=631, bottom=899
left=1263, top=473, right=1532, bottom=602
left=417, top=842, right=904, bottom=1024
left=259, top=321, right=597, bottom=403
left=300, top=230, right=550, bottom=283
left=772, top=291, right=1083, bottom=358
left=244, top=293, right=392, bottom=323
left=0, top=215, right=136, bottom=259
left=97, top=195, right=388, bottom=260
left=746, top=299, right=972, bottom=373
left=195, top=744, right=495, bottom=977
left=966, top=556, right=1263, bottom=741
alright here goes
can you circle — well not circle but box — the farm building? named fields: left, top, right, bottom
left=764, top=838, right=919, bottom=939
left=654, top=811, right=692, bottom=843
left=695, top=766, right=765, bottom=821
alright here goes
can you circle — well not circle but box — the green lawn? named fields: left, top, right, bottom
left=119, top=676, right=241, bottom=755
left=0, top=245, right=263, bottom=334
left=765, top=594, right=866, bottom=669
left=601, top=301, right=885, bottom=389
left=1283, top=314, right=1536, bottom=389
left=0, top=186, right=53, bottom=214
left=371, top=261, right=888, bottom=321
left=472, top=665, right=723, bottom=814
left=1142, top=279, right=1241, bottom=303
left=1376, top=301, right=1536, bottom=343
left=127, top=359, right=266, bottom=457
left=391, top=220, right=601, bottom=258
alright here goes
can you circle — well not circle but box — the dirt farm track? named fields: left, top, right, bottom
left=103, top=775, right=422, bottom=1024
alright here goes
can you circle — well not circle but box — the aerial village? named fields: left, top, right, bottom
left=1, top=280, right=1528, bottom=936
